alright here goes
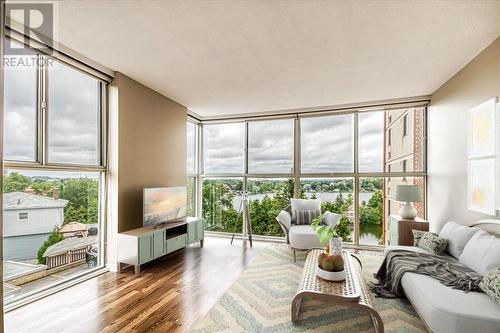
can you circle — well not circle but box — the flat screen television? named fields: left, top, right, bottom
left=143, top=187, right=187, bottom=226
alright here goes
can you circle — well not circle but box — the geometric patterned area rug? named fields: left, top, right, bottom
left=191, top=245, right=428, bottom=333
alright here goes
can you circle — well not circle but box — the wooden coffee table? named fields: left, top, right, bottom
left=291, top=249, right=384, bottom=333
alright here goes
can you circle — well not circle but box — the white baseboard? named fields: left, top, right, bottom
left=106, top=262, right=118, bottom=272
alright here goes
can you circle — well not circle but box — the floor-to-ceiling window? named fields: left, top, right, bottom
left=3, top=40, right=107, bottom=304
left=194, top=104, right=426, bottom=246
left=187, top=120, right=198, bottom=216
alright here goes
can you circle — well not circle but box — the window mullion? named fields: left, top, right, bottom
left=39, top=55, right=48, bottom=165
left=354, top=113, right=360, bottom=246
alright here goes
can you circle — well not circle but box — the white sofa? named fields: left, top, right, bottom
left=385, top=220, right=500, bottom=333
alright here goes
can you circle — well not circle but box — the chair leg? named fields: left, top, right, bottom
left=293, top=250, right=296, bottom=262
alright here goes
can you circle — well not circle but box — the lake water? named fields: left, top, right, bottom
left=232, top=191, right=383, bottom=245
left=232, top=192, right=374, bottom=209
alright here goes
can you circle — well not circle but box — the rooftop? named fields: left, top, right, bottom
left=3, top=192, right=69, bottom=211
left=43, top=237, right=97, bottom=258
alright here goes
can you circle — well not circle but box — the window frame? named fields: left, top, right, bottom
left=4, top=41, right=108, bottom=170
left=18, top=212, right=29, bottom=221
left=3, top=40, right=109, bottom=307
left=198, top=105, right=428, bottom=248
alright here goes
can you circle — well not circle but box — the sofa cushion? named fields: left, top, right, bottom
left=459, top=230, right=500, bottom=275
left=289, top=225, right=322, bottom=250
left=439, top=221, right=479, bottom=258
left=401, top=271, right=500, bottom=333
left=412, top=229, right=434, bottom=246
left=291, top=199, right=321, bottom=223
left=417, top=232, right=448, bottom=255
left=480, top=269, right=500, bottom=305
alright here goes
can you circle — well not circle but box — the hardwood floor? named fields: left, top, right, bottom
left=5, top=236, right=266, bottom=333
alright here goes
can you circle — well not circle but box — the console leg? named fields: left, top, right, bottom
left=200, top=239, right=204, bottom=248
left=134, top=265, right=141, bottom=277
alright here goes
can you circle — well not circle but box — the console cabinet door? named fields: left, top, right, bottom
left=197, top=219, right=204, bottom=241
left=153, top=230, right=166, bottom=259
left=188, top=221, right=196, bottom=244
left=139, top=234, right=153, bottom=264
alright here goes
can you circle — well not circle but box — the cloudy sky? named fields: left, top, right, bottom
left=4, top=55, right=100, bottom=166
left=199, top=112, right=385, bottom=174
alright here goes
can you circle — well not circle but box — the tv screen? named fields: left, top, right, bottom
left=143, top=187, right=187, bottom=226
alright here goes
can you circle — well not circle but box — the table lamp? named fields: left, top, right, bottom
left=395, top=185, right=421, bottom=219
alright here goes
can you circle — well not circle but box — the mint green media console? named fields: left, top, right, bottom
left=118, top=217, right=204, bottom=276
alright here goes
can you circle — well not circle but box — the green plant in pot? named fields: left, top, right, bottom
left=311, top=213, right=345, bottom=281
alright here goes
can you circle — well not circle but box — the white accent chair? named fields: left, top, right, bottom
left=276, top=199, right=340, bottom=261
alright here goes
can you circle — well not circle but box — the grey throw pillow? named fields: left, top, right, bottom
left=417, top=232, right=448, bottom=255
left=295, top=209, right=320, bottom=225
left=412, top=230, right=436, bottom=246
left=480, top=269, right=500, bottom=305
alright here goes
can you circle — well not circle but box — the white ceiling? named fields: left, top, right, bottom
left=57, top=1, right=499, bottom=118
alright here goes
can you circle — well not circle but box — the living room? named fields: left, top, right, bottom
left=0, top=1, right=499, bottom=333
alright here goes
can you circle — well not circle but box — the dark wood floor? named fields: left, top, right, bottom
left=5, top=237, right=265, bottom=333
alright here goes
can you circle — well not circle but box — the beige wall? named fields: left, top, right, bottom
left=111, top=73, right=187, bottom=233
left=428, top=37, right=500, bottom=231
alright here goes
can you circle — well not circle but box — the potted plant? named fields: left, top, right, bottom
left=311, top=213, right=346, bottom=281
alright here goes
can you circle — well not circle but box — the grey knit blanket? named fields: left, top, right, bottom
left=370, top=250, right=483, bottom=298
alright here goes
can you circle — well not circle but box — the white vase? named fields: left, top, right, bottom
left=317, top=266, right=346, bottom=281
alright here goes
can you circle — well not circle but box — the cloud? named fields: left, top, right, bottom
left=4, top=58, right=100, bottom=165
left=200, top=111, right=388, bottom=174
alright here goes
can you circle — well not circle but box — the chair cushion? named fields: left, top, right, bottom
left=439, top=221, right=479, bottom=258
left=291, top=199, right=321, bottom=223
left=459, top=230, right=500, bottom=275
left=289, top=225, right=322, bottom=250
left=401, top=271, right=500, bottom=333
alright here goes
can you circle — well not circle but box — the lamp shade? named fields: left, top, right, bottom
left=395, top=185, right=421, bottom=202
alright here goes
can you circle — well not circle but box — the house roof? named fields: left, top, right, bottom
left=43, top=236, right=97, bottom=257
left=3, top=192, right=69, bottom=210
left=59, top=222, right=87, bottom=233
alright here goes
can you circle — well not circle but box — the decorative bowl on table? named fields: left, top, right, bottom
left=317, top=265, right=346, bottom=281
left=316, top=245, right=345, bottom=282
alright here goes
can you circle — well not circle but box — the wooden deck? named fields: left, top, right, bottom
left=5, top=236, right=265, bottom=333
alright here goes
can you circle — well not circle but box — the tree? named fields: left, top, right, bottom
left=359, top=189, right=383, bottom=225
left=37, top=227, right=65, bottom=264
left=202, top=181, right=243, bottom=233
left=3, top=172, right=31, bottom=192
left=60, top=178, right=99, bottom=224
